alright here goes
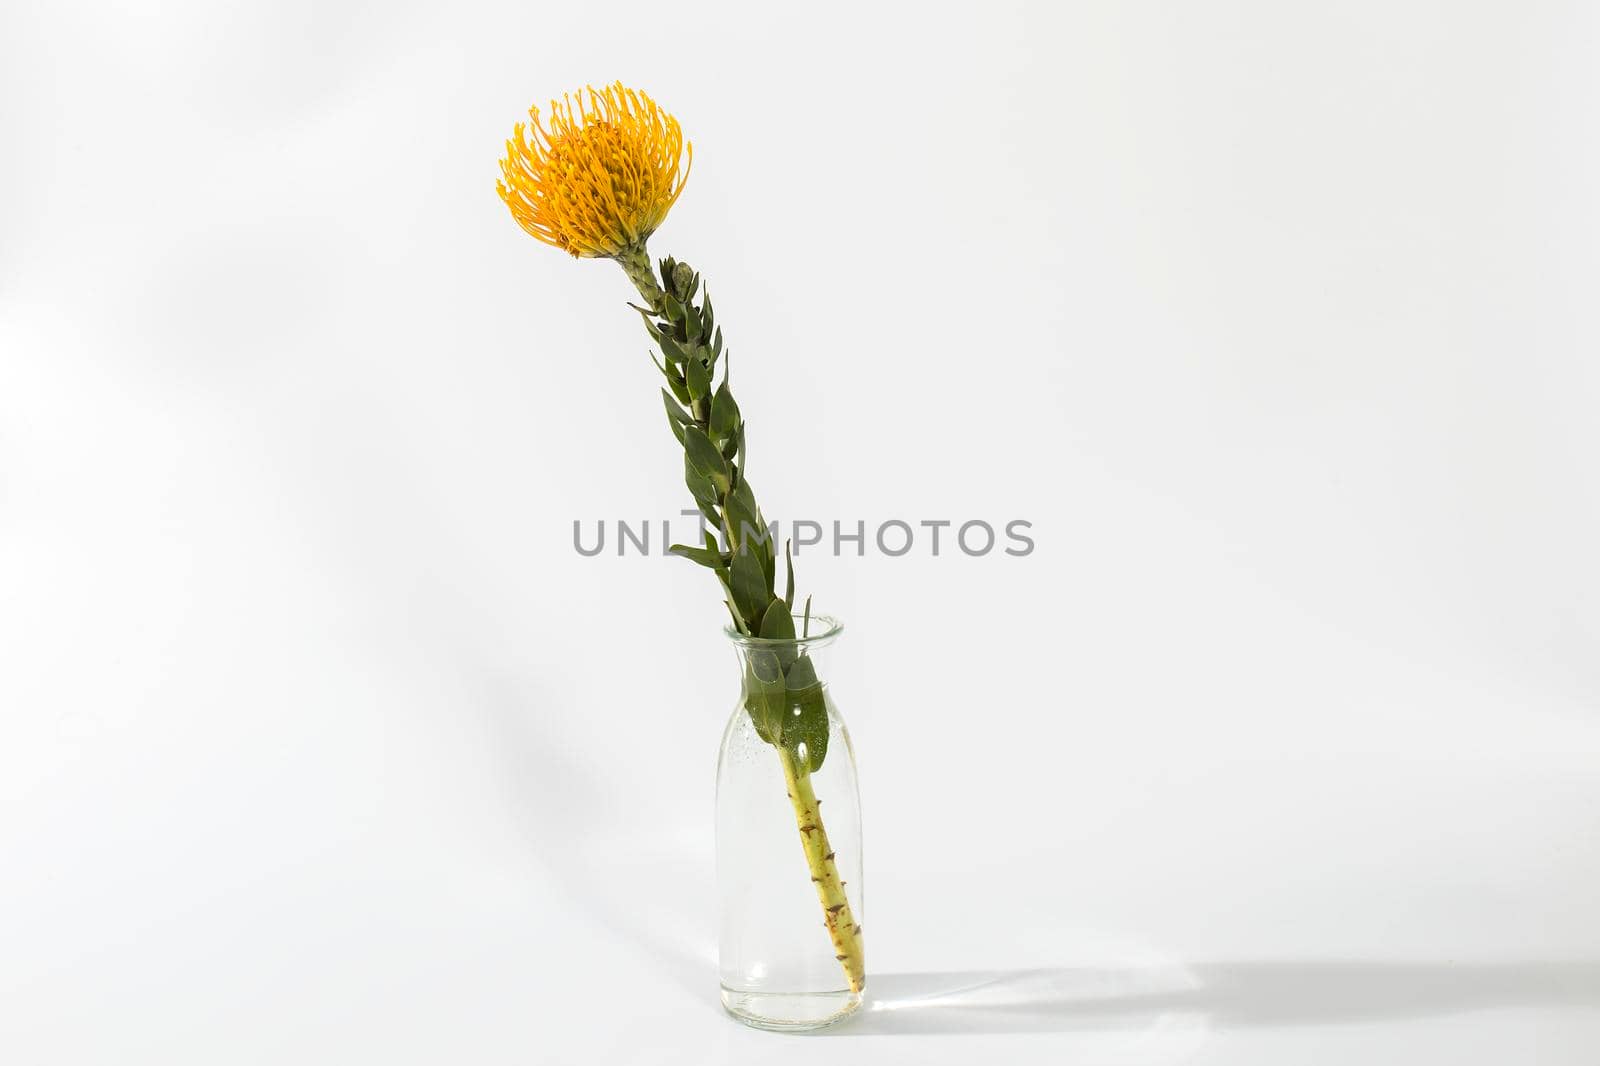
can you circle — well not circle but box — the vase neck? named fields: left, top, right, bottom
left=724, top=612, right=842, bottom=670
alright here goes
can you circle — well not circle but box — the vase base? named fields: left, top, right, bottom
left=721, top=986, right=863, bottom=1032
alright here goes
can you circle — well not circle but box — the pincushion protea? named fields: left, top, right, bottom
left=497, top=84, right=689, bottom=279
left=495, top=85, right=865, bottom=997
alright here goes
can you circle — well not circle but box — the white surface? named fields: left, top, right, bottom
left=3, top=1, right=1599, bottom=1062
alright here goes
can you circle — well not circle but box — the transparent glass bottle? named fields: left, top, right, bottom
left=716, top=614, right=864, bottom=1031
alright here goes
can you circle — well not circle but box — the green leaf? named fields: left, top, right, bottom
left=784, top=540, right=795, bottom=609
left=685, top=355, right=712, bottom=403
left=662, top=389, right=691, bottom=445
left=758, top=599, right=797, bottom=669
left=684, top=455, right=720, bottom=512
left=709, top=382, right=740, bottom=441
left=784, top=663, right=829, bottom=772
left=729, top=544, right=770, bottom=628
left=662, top=292, right=685, bottom=322
left=703, top=528, right=727, bottom=574
left=655, top=356, right=690, bottom=405
left=659, top=334, right=687, bottom=364
left=631, top=305, right=662, bottom=341
left=685, top=306, right=703, bottom=344
left=724, top=478, right=773, bottom=585
left=785, top=650, right=817, bottom=689
left=682, top=425, right=730, bottom=493
left=722, top=498, right=753, bottom=556
left=743, top=648, right=785, bottom=743
left=759, top=598, right=795, bottom=639
left=668, top=543, right=724, bottom=568
left=662, top=389, right=692, bottom=423
left=759, top=513, right=775, bottom=588
left=724, top=477, right=769, bottom=562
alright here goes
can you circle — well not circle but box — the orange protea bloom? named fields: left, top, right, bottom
left=497, top=83, right=691, bottom=259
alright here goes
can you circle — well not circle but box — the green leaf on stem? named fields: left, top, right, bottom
left=784, top=664, right=829, bottom=772
left=685, top=354, right=712, bottom=403
left=724, top=477, right=769, bottom=564
left=709, top=381, right=740, bottom=441
left=759, top=598, right=795, bottom=639
left=655, top=356, right=690, bottom=405
left=668, top=543, right=724, bottom=569
left=630, top=305, right=662, bottom=341
left=659, top=334, right=687, bottom=364
left=684, top=454, right=721, bottom=512
left=729, top=544, right=769, bottom=627
left=662, top=389, right=691, bottom=444
left=759, top=599, right=799, bottom=670
left=759, top=515, right=775, bottom=587
left=703, top=529, right=727, bottom=572
left=683, top=425, right=730, bottom=493
left=743, top=648, right=784, bottom=744
left=757, top=600, right=828, bottom=770
left=662, top=389, right=692, bottom=422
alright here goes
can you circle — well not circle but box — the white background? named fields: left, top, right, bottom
left=3, top=1, right=1598, bottom=1062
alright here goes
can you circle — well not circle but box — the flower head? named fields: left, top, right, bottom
left=497, top=83, right=690, bottom=259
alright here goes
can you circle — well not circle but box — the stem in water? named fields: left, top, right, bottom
left=779, top=747, right=864, bottom=993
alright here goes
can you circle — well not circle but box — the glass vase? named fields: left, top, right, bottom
left=716, top=613, right=865, bottom=1031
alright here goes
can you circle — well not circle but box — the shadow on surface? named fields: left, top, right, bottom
left=480, top=681, right=713, bottom=998
left=828, top=961, right=1600, bottom=1036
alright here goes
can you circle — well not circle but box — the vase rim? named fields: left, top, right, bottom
left=723, top=612, right=843, bottom=647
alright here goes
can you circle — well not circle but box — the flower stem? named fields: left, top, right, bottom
left=615, top=244, right=660, bottom=309
left=617, top=248, right=866, bottom=993
left=779, top=747, right=865, bottom=993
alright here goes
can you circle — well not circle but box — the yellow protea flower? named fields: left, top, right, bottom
left=497, top=83, right=691, bottom=259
